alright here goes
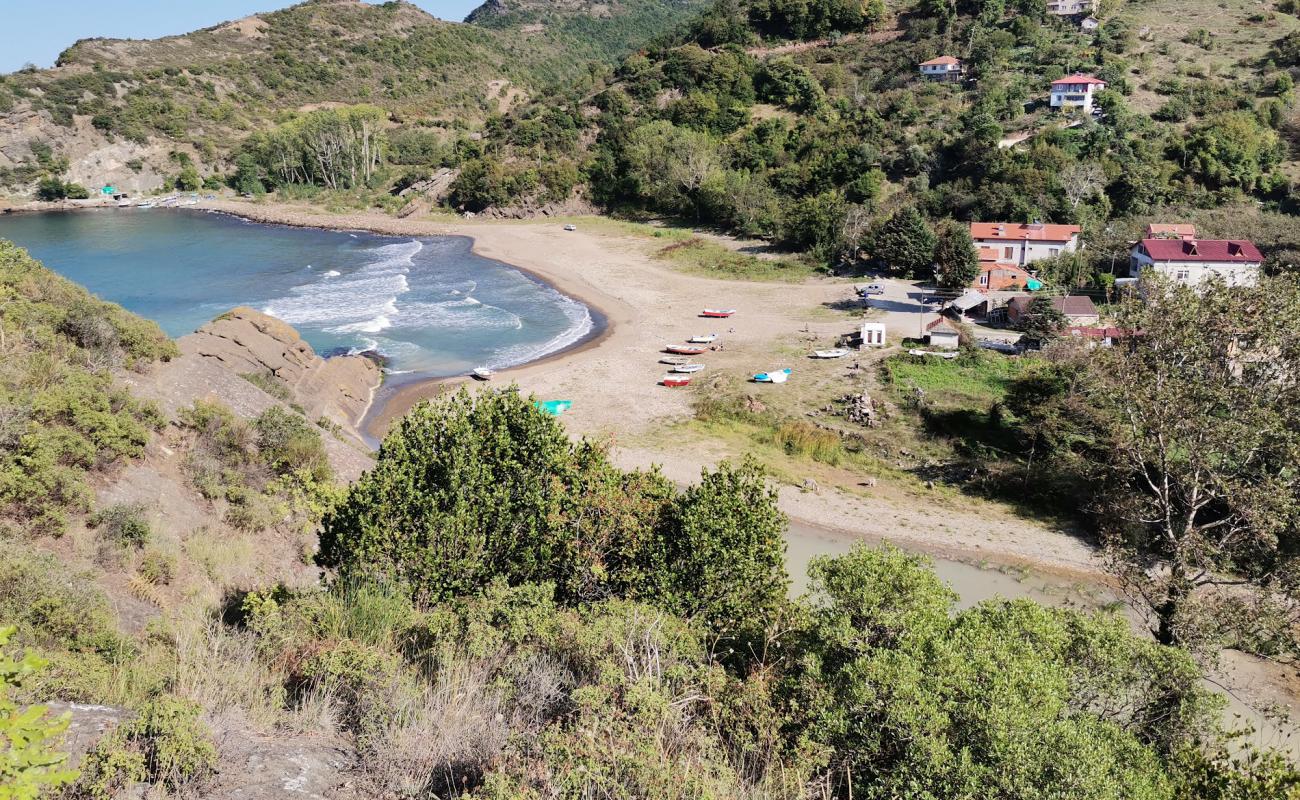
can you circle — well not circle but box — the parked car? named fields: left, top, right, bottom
left=563, top=224, right=577, bottom=232
left=857, top=283, right=886, bottom=297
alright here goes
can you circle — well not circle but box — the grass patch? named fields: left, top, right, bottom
left=654, top=236, right=821, bottom=282
left=240, top=371, right=292, bottom=403
left=881, top=350, right=1031, bottom=410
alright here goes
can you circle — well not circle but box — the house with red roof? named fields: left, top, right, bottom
left=1007, top=295, right=1100, bottom=326
left=925, top=316, right=962, bottom=350
left=919, top=56, right=963, bottom=82
left=1144, top=223, right=1197, bottom=240
left=1129, top=238, right=1262, bottom=287
left=1050, top=74, right=1106, bottom=113
left=968, top=222, right=1081, bottom=291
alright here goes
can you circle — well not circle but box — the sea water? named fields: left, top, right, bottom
left=0, top=208, right=596, bottom=375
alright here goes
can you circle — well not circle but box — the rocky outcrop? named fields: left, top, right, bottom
left=180, top=308, right=381, bottom=436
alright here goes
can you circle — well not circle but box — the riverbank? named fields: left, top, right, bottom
left=188, top=198, right=1109, bottom=584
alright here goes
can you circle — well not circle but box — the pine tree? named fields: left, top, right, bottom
left=933, top=220, right=981, bottom=289
left=870, top=207, right=937, bottom=278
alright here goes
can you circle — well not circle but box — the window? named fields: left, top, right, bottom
left=1003, top=246, right=1014, bottom=259
left=979, top=273, right=989, bottom=286
left=1049, top=248, right=1061, bottom=257
left=1175, top=269, right=1190, bottom=281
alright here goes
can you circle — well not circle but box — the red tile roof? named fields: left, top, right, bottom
left=970, top=222, right=1081, bottom=243
left=977, top=247, right=1000, bottom=262
left=920, top=56, right=961, bottom=66
left=1051, top=74, right=1107, bottom=86
left=926, top=316, right=962, bottom=333
left=1137, top=238, right=1263, bottom=263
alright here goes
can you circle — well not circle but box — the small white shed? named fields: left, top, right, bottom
left=925, top=316, right=962, bottom=350
left=860, top=322, right=886, bottom=348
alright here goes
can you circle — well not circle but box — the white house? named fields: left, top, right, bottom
left=1050, top=74, right=1107, bottom=113
left=1129, top=238, right=1263, bottom=287
left=919, top=56, right=963, bottom=82
left=1047, top=0, right=1097, bottom=15
left=970, top=222, right=1081, bottom=274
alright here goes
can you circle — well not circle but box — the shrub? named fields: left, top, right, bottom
left=0, top=625, right=78, bottom=796
left=72, top=696, right=217, bottom=798
left=88, top=503, right=151, bottom=549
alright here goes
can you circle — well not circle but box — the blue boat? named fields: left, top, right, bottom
left=535, top=400, right=573, bottom=417
left=753, top=368, right=792, bottom=384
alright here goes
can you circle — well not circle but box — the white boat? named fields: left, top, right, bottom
left=672, top=363, right=705, bottom=373
left=136, top=202, right=156, bottom=209
left=813, top=348, right=850, bottom=359
left=907, top=349, right=959, bottom=360
left=688, top=334, right=718, bottom=344
left=116, top=199, right=132, bottom=208
left=754, top=368, right=792, bottom=384
left=660, top=355, right=691, bottom=365
left=471, top=367, right=494, bottom=380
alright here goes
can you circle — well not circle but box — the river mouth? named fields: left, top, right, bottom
left=0, top=207, right=603, bottom=378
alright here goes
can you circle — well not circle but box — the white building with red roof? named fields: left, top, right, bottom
left=919, top=56, right=963, bottom=81
left=1129, top=237, right=1263, bottom=287
left=1047, top=0, right=1098, bottom=15
left=1050, top=74, right=1106, bottom=113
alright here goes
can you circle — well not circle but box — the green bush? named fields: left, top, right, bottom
left=88, top=503, right=151, bottom=549
left=0, top=625, right=78, bottom=796
left=72, top=696, right=217, bottom=799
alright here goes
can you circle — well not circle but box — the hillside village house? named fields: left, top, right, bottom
left=1047, top=0, right=1098, bottom=15
left=1050, top=74, right=1107, bottom=113
left=919, top=56, right=963, bottom=82
left=1145, top=222, right=1197, bottom=240
left=1129, top=237, right=1263, bottom=287
left=925, top=316, right=962, bottom=350
left=969, top=222, right=1081, bottom=290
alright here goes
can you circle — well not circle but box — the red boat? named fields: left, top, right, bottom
left=701, top=308, right=736, bottom=318
left=662, top=375, right=691, bottom=388
left=665, top=345, right=707, bottom=355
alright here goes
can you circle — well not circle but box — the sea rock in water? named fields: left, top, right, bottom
left=180, top=307, right=380, bottom=430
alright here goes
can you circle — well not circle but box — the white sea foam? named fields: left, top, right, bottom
left=322, top=269, right=341, bottom=277
left=262, top=240, right=421, bottom=334
left=487, top=289, right=594, bottom=369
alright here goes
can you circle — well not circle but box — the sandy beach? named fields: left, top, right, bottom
left=193, top=198, right=1104, bottom=580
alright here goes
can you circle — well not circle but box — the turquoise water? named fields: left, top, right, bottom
left=0, top=209, right=596, bottom=376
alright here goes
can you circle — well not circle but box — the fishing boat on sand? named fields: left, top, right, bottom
left=812, top=348, right=850, bottom=359
left=672, top=363, right=705, bottom=373
left=535, top=400, right=572, bottom=416
left=665, top=345, right=707, bottom=355
left=660, top=355, right=691, bottom=365
left=471, top=367, right=494, bottom=380
left=701, top=309, right=736, bottom=318
left=688, top=333, right=718, bottom=344
left=662, top=375, right=692, bottom=388
left=753, top=368, right=792, bottom=384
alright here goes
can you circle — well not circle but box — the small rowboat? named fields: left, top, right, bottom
left=662, top=375, right=692, bottom=388
left=907, top=348, right=959, bottom=360
left=701, top=308, right=736, bottom=318
left=672, top=363, right=705, bottom=373
left=813, top=348, right=850, bottom=359
left=535, top=400, right=572, bottom=416
left=660, top=355, right=691, bottom=365
left=471, top=367, right=494, bottom=380
left=666, top=345, right=707, bottom=355
left=688, top=333, right=718, bottom=344
left=754, top=368, right=792, bottom=384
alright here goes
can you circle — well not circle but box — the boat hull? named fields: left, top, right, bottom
left=666, top=346, right=707, bottom=355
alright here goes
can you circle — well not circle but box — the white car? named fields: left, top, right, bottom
left=563, top=224, right=577, bottom=232
left=857, top=283, right=886, bottom=297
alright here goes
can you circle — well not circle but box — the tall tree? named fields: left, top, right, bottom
left=870, top=207, right=937, bottom=277
left=932, top=220, right=981, bottom=289
left=1089, top=276, right=1300, bottom=651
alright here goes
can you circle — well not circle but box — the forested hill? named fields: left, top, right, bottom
left=455, top=0, right=1300, bottom=278
left=0, top=0, right=704, bottom=195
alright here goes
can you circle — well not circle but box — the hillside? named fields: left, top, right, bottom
left=451, top=0, right=1300, bottom=280
left=0, top=0, right=704, bottom=196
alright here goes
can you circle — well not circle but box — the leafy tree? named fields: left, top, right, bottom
left=1086, top=277, right=1300, bottom=652
left=779, top=191, right=847, bottom=261
left=756, top=59, right=826, bottom=112
left=319, top=388, right=787, bottom=633
left=175, top=164, right=201, bottom=191
left=1182, top=112, right=1284, bottom=191
left=869, top=207, right=936, bottom=277
left=0, top=625, right=77, bottom=798
left=786, top=546, right=1220, bottom=799
left=1017, top=296, right=1068, bottom=342
left=932, top=220, right=981, bottom=289
left=622, top=120, right=723, bottom=214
